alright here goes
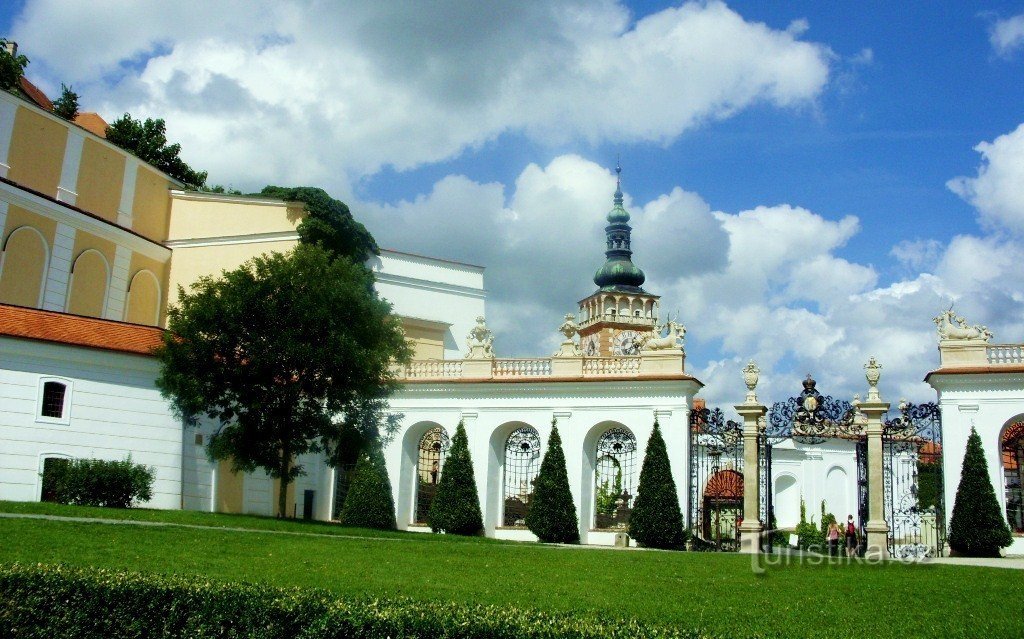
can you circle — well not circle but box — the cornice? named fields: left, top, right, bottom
left=164, top=230, right=299, bottom=249
left=374, top=271, right=487, bottom=299
left=0, top=177, right=169, bottom=261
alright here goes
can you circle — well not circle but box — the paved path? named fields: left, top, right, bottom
left=925, top=556, right=1024, bottom=570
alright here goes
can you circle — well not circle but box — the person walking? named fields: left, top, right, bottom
left=844, top=515, right=857, bottom=557
left=827, top=521, right=840, bottom=556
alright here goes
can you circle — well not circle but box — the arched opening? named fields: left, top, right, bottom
left=593, top=426, right=637, bottom=530
left=703, top=469, right=742, bottom=548
left=1001, top=420, right=1024, bottom=534
left=0, top=225, right=49, bottom=307
left=502, top=426, right=541, bottom=527
left=124, top=269, right=161, bottom=325
left=66, top=249, right=109, bottom=318
left=773, top=474, right=800, bottom=529
left=415, top=425, right=450, bottom=524
left=823, top=466, right=849, bottom=522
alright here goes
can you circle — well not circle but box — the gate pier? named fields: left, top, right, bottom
left=860, top=398, right=890, bottom=559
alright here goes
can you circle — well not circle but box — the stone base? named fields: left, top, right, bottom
left=738, top=521, right=763, bottom=554
left=865, top=521, right=889, bottom=560
left=639, top=350, right=685, bottom=375
left=551, top=357, right=583, bottom=376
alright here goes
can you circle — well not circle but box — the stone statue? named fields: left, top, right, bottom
left=864, top=356, right=881, bottom=401
left=465, top=316, right=495, bottom=359
left=933, top=309, right=992, bottom=342
left=553, top=313, right=581, bottom=357
left=742, top=360, right=760, bottom=403
left=637, top=320, right=686, bottom=352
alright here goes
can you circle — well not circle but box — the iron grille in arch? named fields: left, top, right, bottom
left=415, top=426, right=450, bottom=524
left=594, top=427, right=637, bottom=530
left=883, top=402, right=945, bottom=558
left=689, top=407, right=743, bottom=551
left=1003, top=421, right=1024, bottom=535
left=503, top=426, right=542, bottom=526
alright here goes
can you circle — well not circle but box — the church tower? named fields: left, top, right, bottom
left=577, top=165, right=660, bottom=356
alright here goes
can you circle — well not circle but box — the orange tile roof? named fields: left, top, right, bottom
left=17, top=76, right=53, bottom=111
left=0, top=303, right=164, bottom=356
left=73, top=112, right=108, bottom=138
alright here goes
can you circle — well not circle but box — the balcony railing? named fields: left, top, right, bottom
left=493, top=358, right=552, bottom=377
left=987, top=344, right=1024, bottom=365
left=394, top=354, right=672, bottom=381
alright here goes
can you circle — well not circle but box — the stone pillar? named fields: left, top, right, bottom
left=736, top=360, right=765, bottom=554
left=859, top=356, right=889, bottom=559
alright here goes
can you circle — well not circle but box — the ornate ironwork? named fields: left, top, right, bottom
left=1002, top=421, right=1024, bottom=534
left=764, top=375, right=859, bottom=445
left=594, top=427, right=637, bottom=530
left=689, top=407, right=743, bottom=551
left=415, top=426, right=450, bottom=524
left=502, top=426, right=542, bottom=526
left=883, top=402, right=945, bottom=558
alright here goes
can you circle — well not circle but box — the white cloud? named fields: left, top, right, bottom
left=948, top=122, right=1024, bottom=234
left=12, top=0, right=831, bottom=189
left=990, top=14, right=1024, bottom=57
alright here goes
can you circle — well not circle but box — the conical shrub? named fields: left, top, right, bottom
left=525, top=421, right=579, bottom=543
left=428, top=420, right=483, bottom=535
left=629, top=421, right=685, bottom=549
left=339, top=445, right=396, bottom=530
left=948, top=427, right=1012, bottom=557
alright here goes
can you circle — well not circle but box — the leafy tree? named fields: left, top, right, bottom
left=105, top=114, right=207, bottom=188
left=339, top=445, right=396, bottom=530
left=525, top=421, right=579, bottom=543
left=428, top=421, right=483, bottom=535
left=51, top=83, right=79, bottom=121
left=155, top=243, right=410, bottom=518
left=948, top=427, right=1013, bottom=557
left=258, top=186, right=378, bottom=264
left=629, top=421, right=685, bottom=549
left=0, top=39, right=28, bottom=91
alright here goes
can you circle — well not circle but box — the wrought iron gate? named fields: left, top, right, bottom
left=759, top=375, right=865, bottom=552
left=689, top=406, right=743, bottom=551
left=883, top=402, right=945, bottom=558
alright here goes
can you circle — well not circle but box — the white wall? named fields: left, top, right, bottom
left=0, top=336, right=184, bottom=508
left=384, top=378, right=698, bottom=545
left=930, top=372, right=1024, bottom=555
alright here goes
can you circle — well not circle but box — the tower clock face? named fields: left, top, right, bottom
left=581, top=333, right=600, bottom=356
left=612, top=330, right=642, bottom=356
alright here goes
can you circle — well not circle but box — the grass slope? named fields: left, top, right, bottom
left=1, top=502, right=1022, bottom=638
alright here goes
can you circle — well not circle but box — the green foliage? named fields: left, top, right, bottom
left=339, top=446, right=396, bottom=530
left=39, top=457, right=153, bottom=508
left=105, top=114, right=207, bottom=188
left=794, top=497, right=821, bottom=550
left=594, top=464, right=621, bottom=517
left=155, top=244, right=410, bottom=517
left=629, top=421, right=685, bottom=549
left=0, top=563, right=712, bottom=639
left=0, top=39, right=28, bottom=91
left=948, top=428, right=1013, bottom=557
left=50, top=83, right=79, bottom=121
left=525, top=422, right=580, bottom=543
left=428, top=421, right=483, bottom=535
left=258, top=186, right=378, bottom=265
left=917, top=460, right=942, bottom=511
left=201, top=184, right=243, bottom=195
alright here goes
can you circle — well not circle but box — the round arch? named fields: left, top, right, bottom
left=582, top=421, right=637, bottom=531
left=0, top=225, right=50, bottom=308
left=486, top=421, right=542, bottom=529
left=398, top=420, right=449, bottom=527
left=124, top=269, right=162, bottom=326
left=773, top=472, right=800, bottom=529
left=999, top=417, right=1024, bottom=535
left=66, top=248, right=110, bottom=318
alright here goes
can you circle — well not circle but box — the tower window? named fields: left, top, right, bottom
left=37, top=378, right=71, bottom=423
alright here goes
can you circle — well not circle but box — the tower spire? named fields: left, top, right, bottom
left=592, top=159, right=645, bottom=292
left=613, top=156, right=623, bottom=206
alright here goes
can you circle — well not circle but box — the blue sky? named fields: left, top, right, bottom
left=4, top=1, right=1024, bottom=406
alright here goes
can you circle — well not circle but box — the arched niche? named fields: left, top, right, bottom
left=0, top=225, right=49, bottom=307
left=66, top=249, right=110, bottom=318
left=124, top=269, right=161, bottom=325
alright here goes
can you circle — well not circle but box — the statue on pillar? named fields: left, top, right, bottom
left=864, top=357, right=882, bottom=401
left=553, top=313, right=582, bottom=357
left=932, top=309, right=992, bottom=342
left=464, top=316, right=495, bottom=359
left=742, top=360, right=760, bottom=403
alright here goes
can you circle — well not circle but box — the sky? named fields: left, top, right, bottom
left=3, top=1, right=1024, bottom=409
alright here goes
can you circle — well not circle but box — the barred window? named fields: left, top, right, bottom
left=594, top=427, right=637, bottom=530
left=40, top=381, right=68, bottom=419
left=502, top=427, right=541, bottom=526
left=415, top=426, right=450, bottom=524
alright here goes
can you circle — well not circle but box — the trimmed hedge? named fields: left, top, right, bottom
left=948, top=427, right=1013, bottom=557
left=339, top=446, right=396, bottom=530
left=40, top=457, right=154, bottom=508
left=0, top=563, right=706, bottom=639
left=525, top=423, right=580, bottom=543
left=428, top=421, right=484, bottom=535
left=629, top=421, right=685, bottom=549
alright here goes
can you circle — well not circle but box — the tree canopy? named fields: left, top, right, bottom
left=0, top=39, right=28, bottom=91
left=155, top=243, right=410, bottom=517
left=258, top=186, right=379, bottom=263
left=105, top=114, right=207, bottom=189
left=51, top=83, right=79, bottom=121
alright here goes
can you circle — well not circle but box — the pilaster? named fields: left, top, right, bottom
left=104, top=244, right=132, bottom=320
left=42, top=222, right=76, bottom=311
left=57, top=131, right=84, bottom=205
left=118, top=158, right=138, bottom=228
left=0, top=98, right=16, bottom=178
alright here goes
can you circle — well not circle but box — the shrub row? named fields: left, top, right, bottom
left=0, top=563, right=710, bottom=639
left=41, top=457, right=154, bottom=508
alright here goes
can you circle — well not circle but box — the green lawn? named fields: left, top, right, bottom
left=1, top=502, right=1022, bottom=638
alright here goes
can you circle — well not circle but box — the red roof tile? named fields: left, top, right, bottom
left=17, top=76, right=52, bottom=111
left=73, top=111, right=108, bottom=138
left=0, top=303, right=164, bottom=356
